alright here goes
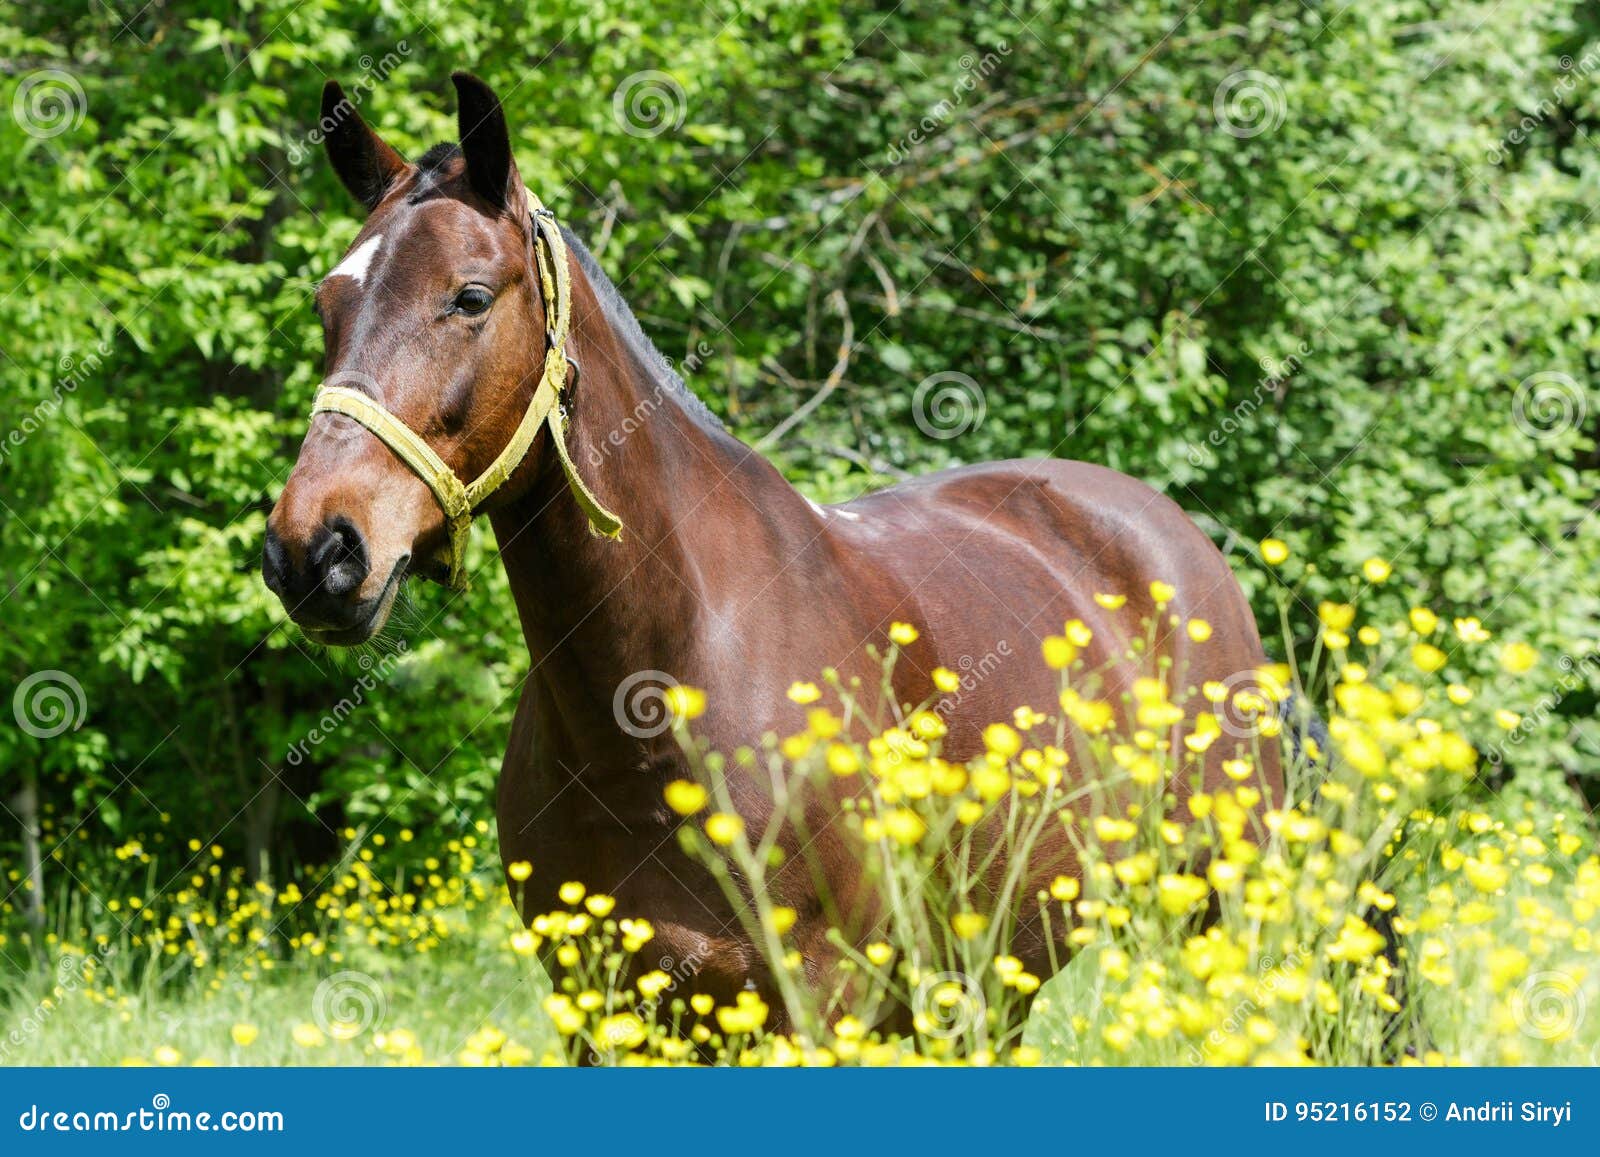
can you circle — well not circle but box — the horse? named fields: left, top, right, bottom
left=263, top=73, right=1282, bottom=1029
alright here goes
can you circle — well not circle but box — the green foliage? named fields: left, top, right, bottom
left=0, top=0, right=1595, bottom=934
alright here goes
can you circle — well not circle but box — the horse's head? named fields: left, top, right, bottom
left=263, top=73, right=556, bottom=645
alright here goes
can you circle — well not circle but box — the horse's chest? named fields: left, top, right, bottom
left=501, top=741, right=679, bottom=848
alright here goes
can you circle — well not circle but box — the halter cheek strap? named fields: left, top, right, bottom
left=308, top=199, right=623, bottom=591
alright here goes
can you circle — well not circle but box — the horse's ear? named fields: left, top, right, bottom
left=452, top=71, right=523, bottom=214
left=321, top=81, right=408, bottom=212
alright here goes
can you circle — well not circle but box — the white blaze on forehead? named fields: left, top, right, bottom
left=328, top=233, right=383, bottom=286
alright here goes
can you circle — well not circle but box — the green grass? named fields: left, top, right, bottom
left=1, top=921, right=560, bottom=1067
left=4, top=825, right=1595, bottom=1068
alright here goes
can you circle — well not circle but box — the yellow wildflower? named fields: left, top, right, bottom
left=663, top=685, right=706, bottom=721
left=1499, top=642, right=1538, bottom=674
left=950, top=912, right=989, bottom=940
left=786, top=681, right=821, bottom=705
left=1049, top=875, right=1081, bottom=902
left=597, top=1013, right=646, bottom=1050
left=826, top=743, right=861, bottom=777
left=1411, top=643, right=1447, bottom=673
left=888, top=622, right=919, bottom=646
left=882, top=808, right=927, bottom=846
left=705, top=812, right=745, bottom=846
left=983, top=723, right=1022, bottom=758
left=1318, top=602, right=1355, bottom=631
left=664, top=780, right=709, bottom=816
left=1041, top=636, right=1077, bottom=669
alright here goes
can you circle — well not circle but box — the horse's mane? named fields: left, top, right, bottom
left=417, top=141, right=460, bottom=172
left=559, top=225, right=725, bottom=433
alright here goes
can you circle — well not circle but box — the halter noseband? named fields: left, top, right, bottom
left=307, top=197, right=623, bottom=591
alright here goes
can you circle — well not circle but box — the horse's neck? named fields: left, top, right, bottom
left=487, top=256, right=797, bottom=735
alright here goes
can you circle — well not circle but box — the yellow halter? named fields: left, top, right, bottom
left=308, top=199, right=623, bottom=591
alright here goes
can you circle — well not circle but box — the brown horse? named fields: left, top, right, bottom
left=264, top=74, right=1281, bottom=1022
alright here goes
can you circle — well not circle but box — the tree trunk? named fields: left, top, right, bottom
left=15, top=769, right=45, bottom=930
left=242, top=680, right=284, bottom=885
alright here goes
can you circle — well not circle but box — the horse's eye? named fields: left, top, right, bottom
left=453, top=286, right=494, bottom=316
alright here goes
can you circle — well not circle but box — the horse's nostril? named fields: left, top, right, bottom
left=263, top=517, right=370, bottom=607
left=262, top=527, right=290, bottom=596
left=318, top=517, right=370, bottom=598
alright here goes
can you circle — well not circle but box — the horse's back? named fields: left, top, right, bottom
left=829, top=457, right=1249, bottom=632
left=820, top=457, right=1271, bottom=762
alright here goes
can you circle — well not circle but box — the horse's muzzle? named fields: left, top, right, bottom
left=262, top=518, right=402, bottom=644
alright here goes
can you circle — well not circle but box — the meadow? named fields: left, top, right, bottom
left=5, top=557, right=1595, bottom=1066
